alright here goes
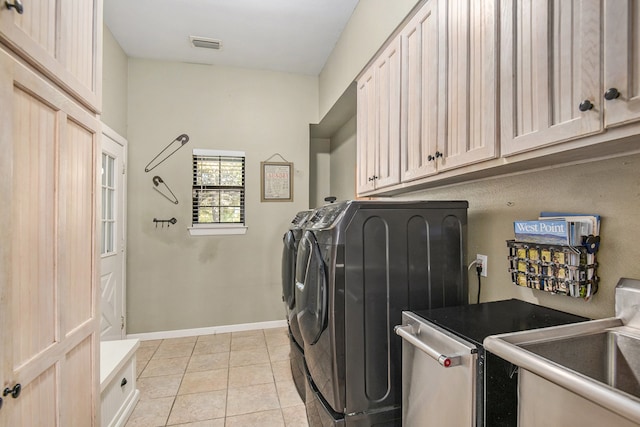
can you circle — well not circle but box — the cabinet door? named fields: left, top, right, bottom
left=439, top=0, right=498, bottom=171
left=500, top=0, right=602, bottom=156
left=373, top=38, right=401, bottom=189
left=0, top=49, right=99, bottom=426
left=401, top=0, right=441, bottom=181
left=603, top=0, right=640, bottom=127
left=0, top=0, right=102, bottom=111
left=356, top=68, right=377, bottom=194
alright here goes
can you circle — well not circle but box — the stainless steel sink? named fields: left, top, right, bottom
left=520, top=327, right=640, bottom=400
left=484, top=278, right=640, bottom=425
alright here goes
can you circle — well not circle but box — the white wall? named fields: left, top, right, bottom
left=102, top=24, right=128, bottom=136
left=126, top=59, right=318, bottom=333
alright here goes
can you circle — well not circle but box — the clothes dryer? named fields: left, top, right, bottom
left=281, top=210, right=312, bottom=400
left=295, top=200, right=469, bottom=426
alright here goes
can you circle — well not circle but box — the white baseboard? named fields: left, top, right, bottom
left=126, top=319, right=288, bottom=341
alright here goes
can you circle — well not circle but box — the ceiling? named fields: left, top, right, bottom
left=103, top=0, right=360, bottom=76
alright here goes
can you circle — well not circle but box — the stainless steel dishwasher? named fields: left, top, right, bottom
left=396, top=300, right=589, bottom=427
left=395, top=311, right=477, bottom=426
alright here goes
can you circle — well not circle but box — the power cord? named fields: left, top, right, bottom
left=467, top=259, right=483, bottom=304
left=476, top=262, right=483, bottom=304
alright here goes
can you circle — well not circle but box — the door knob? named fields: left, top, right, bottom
left=427, top=154, right=434, bottom=161
left=3, top=383, right=21, bottom=399
left=434, top=151, right=443, bottom=158
left=5, top=0, right=23, bottom=14
left=578, top=100, right=594, bottom=112
left=604, top=88, right=620, bottom=100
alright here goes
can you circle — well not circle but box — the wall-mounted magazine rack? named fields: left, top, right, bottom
left=506, top=238, right=599, bottom=299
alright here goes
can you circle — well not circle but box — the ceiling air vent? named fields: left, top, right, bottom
left=190, top=36, right=222, bottom=50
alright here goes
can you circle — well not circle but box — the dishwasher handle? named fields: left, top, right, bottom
left=394, top=324, right=462, bottom=368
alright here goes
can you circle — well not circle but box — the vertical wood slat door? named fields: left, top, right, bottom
left=356, top=69, right=377, bottom=194
left=439, top=0, right=498, bottom=171
left=400, top=0, right=441, bottom=182
left=500, top=0, right=603, bottom=156
left=0, top=0, right=102, bottom=112
left=373, top=38, right=401, bottom=190
left=0, top=48, right=99, bottom=426
left=604, top=0, right=640, bottom=127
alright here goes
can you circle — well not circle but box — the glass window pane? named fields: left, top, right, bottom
left=220, top=190, right=241, bottom=206
left=106, top=221, right=114, bottom=253
left=101, top=221, right=106, bottom=255
left=102, top=186, right=107, bottom=220
left=220, top=207, right=240, bottom=223
left=101, top=154, right=107, bottom=186
left=107, top=156, right=115, bottom=187
left=106, top=189, right=113, bottom=221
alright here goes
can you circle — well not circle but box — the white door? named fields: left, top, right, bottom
left=100, top=125, right=127, bottom=340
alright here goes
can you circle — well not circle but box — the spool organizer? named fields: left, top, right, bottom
left=507, top=239, right=599, bottom=298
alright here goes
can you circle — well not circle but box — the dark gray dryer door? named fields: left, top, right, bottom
left=296, top=231, right=328, bottom=346
left=282, top=230, right=297, bottom=312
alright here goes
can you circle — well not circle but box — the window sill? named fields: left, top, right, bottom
left=188, top=225, right=248, bottom=236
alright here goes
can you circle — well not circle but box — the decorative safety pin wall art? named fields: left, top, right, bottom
left=145, top=133, right=189, bottom=172
left=153, top=217, right=177, bottom=228
left=152, top=176, right=179, bottom=205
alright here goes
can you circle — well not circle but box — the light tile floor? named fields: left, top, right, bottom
left=125, top=327, right=309, bottom=427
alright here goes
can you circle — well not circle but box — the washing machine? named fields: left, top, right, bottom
left=295, top=200, right=469, bottom=426
left=281, top=210, right=312, bottom=400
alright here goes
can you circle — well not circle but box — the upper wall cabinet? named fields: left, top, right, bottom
left=603, top=0, right=640, bottom=128
left=438, top=0, right=498, bottom=171
left=400, top=0, right=441, bottom=181
left=400, top=0, right=498, bottom=183
left=356, top=38, right=402, bottom=194
left=500, top=0, right=602, bottom=156
left=0, top=0, right=103, bottom=112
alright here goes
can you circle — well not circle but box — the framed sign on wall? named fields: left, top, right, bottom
left=261, top=161, right=293, bottom=202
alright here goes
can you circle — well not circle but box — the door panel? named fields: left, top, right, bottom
left=441, top=0, right=498, bottom=170
left=100, top=127, right=127, bottom=340
left=604, top=0, right=640, bottom=127
left=0, top=0, right=102, bottom=110
left=60, top=119, right=95, bottom=332
left=12, top=84, right=57, bottom=368
left=0, top=49, right=99, bottom=426
left=501, top=0, right=602, bottom=155
left=401, top=0, right=440, bottom=181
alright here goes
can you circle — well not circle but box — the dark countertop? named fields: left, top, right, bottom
left=413, top=299, right=590, bottom=347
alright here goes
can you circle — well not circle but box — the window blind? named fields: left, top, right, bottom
left=192, top=153, right=245, bottom=225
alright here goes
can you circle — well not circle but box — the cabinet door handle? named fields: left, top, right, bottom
left=5, top=0, right=23, bottom=14
left=3, top=384, right=21, bottom=399
left=427, top=154, right=434, bottom=161
left=435, top=151, right=443, bottom=158
left=120, top=378, right=128, bottom=387
left=604, top=88, right=620, bottom=101
left=578, top=99, right=594, bottom=112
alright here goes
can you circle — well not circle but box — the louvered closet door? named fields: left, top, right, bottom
left=0, top=49, right=99, bottom=426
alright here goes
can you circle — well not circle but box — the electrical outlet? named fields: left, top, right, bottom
left=477, top=254, right=488, bottom=277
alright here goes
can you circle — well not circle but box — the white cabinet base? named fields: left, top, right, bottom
left=100, top=339, right=140, bottom=427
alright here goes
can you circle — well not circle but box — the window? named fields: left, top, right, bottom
left=189, top=149, right=247, bottom=236
left=101, top=153, right=115, bottom=253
